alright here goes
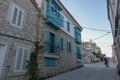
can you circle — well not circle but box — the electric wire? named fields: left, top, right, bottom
left=92, top=32, right=111, bottom=41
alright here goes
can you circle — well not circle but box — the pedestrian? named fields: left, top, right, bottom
left=100, top=57, right=103, bottom=62
left=104, top=57, right=109, bottom=67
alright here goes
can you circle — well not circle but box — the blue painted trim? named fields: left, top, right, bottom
left=60, top=37, right=64, bottom=50
left=67, top=41, right=72, bottom=53
left=76, top=46, right=81, bottom=59
left=45, top=58, right=56, bottom=66
left=46, top=0, right=64, bottom=29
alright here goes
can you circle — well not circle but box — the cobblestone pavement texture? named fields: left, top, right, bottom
left=46, top=61, right=119, bottom=80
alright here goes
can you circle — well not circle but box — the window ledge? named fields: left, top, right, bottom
left=77, top=59, right=81, bottom=62
left=44, top=52, right=59, bottom=59
left=8, top=71, right=26, bottom=77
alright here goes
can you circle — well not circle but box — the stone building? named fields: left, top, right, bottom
left=111, top=45, right=117, bottom=63
left=81, top=42, right=101, bottom=63
left=107, top=0, right=120, bottom=75
left=0, top=0, right=82, bottom=79
left=81, top=48, right=92, bottom=64
left=82, top=42, right=101, bottom=53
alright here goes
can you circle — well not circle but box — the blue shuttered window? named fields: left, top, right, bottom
left=67, top=21, right=70, bottom=32
left=74, top=27, right=82, bottom=44
left=67, top=41, right=72, bottom=53
left=45, top=58, right=56, bottom=66
left=46, top=31, right=50, bottom=52
left=46, top=30, right=57, bottom=54
left=60, top=37, right=64, bottom=50
left=76, top=46, right=81, bottom=59
left=54, top=34, right=57, bottom=53
left=69, top=42, right=72, bottom=52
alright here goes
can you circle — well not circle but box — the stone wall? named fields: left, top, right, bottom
left=0, top=0, right=37, bottom=80
left=36, top=20, right=81, bottom=77
left=0, top=0, right=82, bottom=79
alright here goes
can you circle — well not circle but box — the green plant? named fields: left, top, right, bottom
left=26, top=42, right=43, bottom=80
left=92, top=52, right=101, bottom=58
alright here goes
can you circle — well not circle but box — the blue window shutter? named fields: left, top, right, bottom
left=76, top=46, right=78, bottom=54
left=70, top=42, right=72, bottom=53
left=76, top=47, right=79, bottom=59
left=67, top=21, right=70, bottom=32
left=45, top=58, right=56, bottom=66
left=68, top=42, right=72, bottom=53
left=67, top=41, right=69, bottom=52
left=79, top=47, right=81, bottom=59
left=46, top=31, right=50, bottom=52
left=80, top=32, right=82, bottom=43
left=60, top=37, right=64, bottom=50
left=76, top=46, right=81, bottom=59
left=54, top=34, right=57, bottom=54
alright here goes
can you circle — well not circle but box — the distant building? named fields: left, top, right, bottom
left=82, top=42, right=101, bottom=53
left=81, top=42, right=101, bottom=64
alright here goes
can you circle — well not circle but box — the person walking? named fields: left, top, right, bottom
left=104, top=57, right=109, bottom=67
left=100, top=57, right=104, bottom=62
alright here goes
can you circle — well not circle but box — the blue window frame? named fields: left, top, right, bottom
left=67, top=21, right=70, bottom=32
left=60, top=37, right=64, bottom=50
left=67, top=41, right=72, bottom=53
left=46, top=30, right=57, bottom=54
left=76, top=46, right=81, bottom=59
left=45, top=58, right=56, bottom=66
left=46, top=0, right=64, bottom=29
left=74, top=27, right=82, bottom=44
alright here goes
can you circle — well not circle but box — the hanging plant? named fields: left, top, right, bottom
left=26, top=42, right=43, bottom=80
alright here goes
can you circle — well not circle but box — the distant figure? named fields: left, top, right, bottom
left=100, top=57, right=104, bottom=62
left=104, top=57, right=109, bottom=67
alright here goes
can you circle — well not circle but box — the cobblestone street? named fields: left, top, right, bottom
left=46, top=61, right=119, bottom=80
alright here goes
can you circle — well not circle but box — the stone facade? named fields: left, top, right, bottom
left=0, top=0, right=38, bottom=80
left=81, top=42, right=101, bottom=64
left=107, top=0, right=120, bottom=76
left=0, top=0, right=83, bottom=79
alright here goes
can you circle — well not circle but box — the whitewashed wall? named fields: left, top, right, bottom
left=61, top=13, right=75, bottom=38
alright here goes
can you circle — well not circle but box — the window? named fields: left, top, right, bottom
left=67, top=41, right=72, bottom=53
left=67, top=21, right=70, bottom=32
left=60, top=37, right=64, bottom=50
left=76, top=46, right=81, bottom=59
left=49, top=33, right=54, bottom=53
left=51, top=1, right=60, bottom=17
left=46, top=30, right=57, bottom=53
left=13, top=46, right=30, bottom=73
left=9, top=4, right=24, bottom=28
left=45, top=58, right=56, bottom=66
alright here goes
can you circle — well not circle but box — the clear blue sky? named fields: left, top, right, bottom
left=60, top=0, right=113, bottom=57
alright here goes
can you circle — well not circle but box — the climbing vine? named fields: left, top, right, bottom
left=26, top=42, right=43, bottom=80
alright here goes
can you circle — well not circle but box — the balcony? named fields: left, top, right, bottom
left=74, top=27, right=82, bottom=44
left=46, top=0, right=64, bottom=30
left=46, top=13, right=64, bottom=29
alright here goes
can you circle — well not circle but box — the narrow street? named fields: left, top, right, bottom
left=46, top=61, right=119, bottom=80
